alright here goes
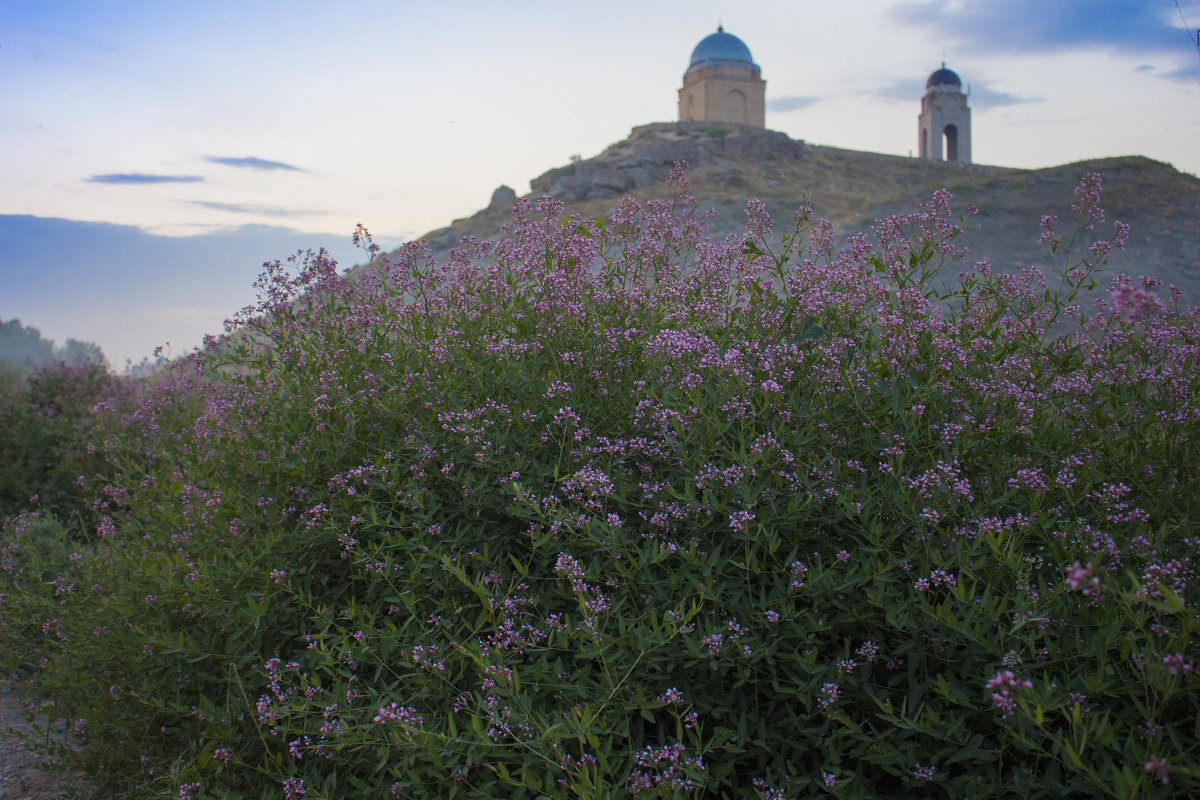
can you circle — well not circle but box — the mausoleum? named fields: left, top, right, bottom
left=678, top=26, right=766, bottom=128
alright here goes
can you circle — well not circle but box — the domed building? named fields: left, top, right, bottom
left=918, top=63, right=972, bottom=164
left=678, top=26, right=766, bottom=127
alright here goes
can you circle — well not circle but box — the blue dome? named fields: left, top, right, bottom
left=926, top=64, right=962, bottom=89
left=688, top=26, right=757, bottom=69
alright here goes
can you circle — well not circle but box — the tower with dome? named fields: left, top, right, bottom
left=918, top=64, right=972, bottom=164
left=677, top=26, right=766, bottom=127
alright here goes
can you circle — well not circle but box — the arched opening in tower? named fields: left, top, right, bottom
left=943, top=124, right=959, bottom=162
left=921, top=128, right=929, bottom=159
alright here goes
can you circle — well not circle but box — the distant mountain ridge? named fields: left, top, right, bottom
left=405, top=121, right=1200, bottom=305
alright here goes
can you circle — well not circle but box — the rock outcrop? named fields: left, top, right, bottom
left=487, top=185, right=517, bottom=213
left=529, top=123, right=806, bottom=202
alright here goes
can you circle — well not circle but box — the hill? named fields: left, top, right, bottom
left=402, top=121, right=1200, bottom=304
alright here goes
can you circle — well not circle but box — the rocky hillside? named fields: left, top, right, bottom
left=401, top=121, right=1200, bottom=304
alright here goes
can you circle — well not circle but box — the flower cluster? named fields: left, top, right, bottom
left=627, top=743, right=705, bottom=795
left=373, top=702, right=424, bottom=733
left=987, top=670, right=1034, bottom=718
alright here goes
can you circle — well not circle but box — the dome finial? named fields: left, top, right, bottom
left=925, top=64, right=963, bottom=90
left=717, top=21, right=723, bottom=32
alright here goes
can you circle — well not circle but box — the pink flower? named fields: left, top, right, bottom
left=657, top=687, right=684, bottom=705
left=373, top=702, right=424, bottom=733
left=987, top=670, right=1033, bottom=718
left=553, top=553, right=584, bottom=579
left=1162, top=654, right=1194, bottom=675
left=987, top=670, right=1033, bottom=690
left=1071, top=172, right=1105, bottom=231
left=1145, top=755, right=1170, bottom=785
left=728, top=510, right=755, bottom=533
left=282, top=776, right=306, bottom=798
left=1110, top=283, right=1162, bottom=323
left=1064, top=561, right=1092, bottom=589
left=855, top=640, right=879, bottom=662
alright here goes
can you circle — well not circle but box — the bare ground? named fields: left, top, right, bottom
left=0, top=684, right=91, bottom=800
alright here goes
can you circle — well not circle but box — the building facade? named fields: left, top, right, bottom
left=918, top=64, right=972, bottom=164
left=678, top=27, right=766, bottom=127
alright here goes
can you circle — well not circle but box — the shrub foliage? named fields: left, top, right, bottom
left=0, top=358, right=138, bottom=527
left=2, top=166, right=1198, bottom=798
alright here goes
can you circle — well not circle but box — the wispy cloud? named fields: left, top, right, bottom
left=88, top=173, right=204, bottom=184
left=870, top=77, right=1038, bottom=108
left=969, top=83, right=1041, bottom=108
left=1162, top=64, right=1200, bottom=82
left=188, top=201, right=306, bottom=217
left=888, top=0, right=1196, bottom=56
left=871, top=79, right=925, bottom=103
left=205, top=156, right=303, bottom=171
left=767, top=95, right=820, bottom=113
left=1125, top=61, right=1200, bottom=82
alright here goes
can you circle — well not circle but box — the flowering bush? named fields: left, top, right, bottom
left=0, top=358, right=140, bottom=529
left=2, top=166, right=1198, bottom=798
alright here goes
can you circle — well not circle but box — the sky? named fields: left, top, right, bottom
left=2, top=0, right=1199, bottom=368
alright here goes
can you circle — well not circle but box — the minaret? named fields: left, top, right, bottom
left=918, top=63, right=971, bottom=164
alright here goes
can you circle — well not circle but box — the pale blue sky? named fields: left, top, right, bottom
left=2, top=0, right=1198, bottom=366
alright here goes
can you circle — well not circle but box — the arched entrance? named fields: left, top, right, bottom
left=943, top=124, right=959, bottom=162
left=728, top=89, right=748, bottom=123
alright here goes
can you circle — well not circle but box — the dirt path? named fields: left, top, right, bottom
left=0, top=684, right=91, bottom=800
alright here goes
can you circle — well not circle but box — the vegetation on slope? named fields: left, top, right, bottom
left=410, top=123, right=1200, bottom=305
left=1, top=166, right=1197, bottom=799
